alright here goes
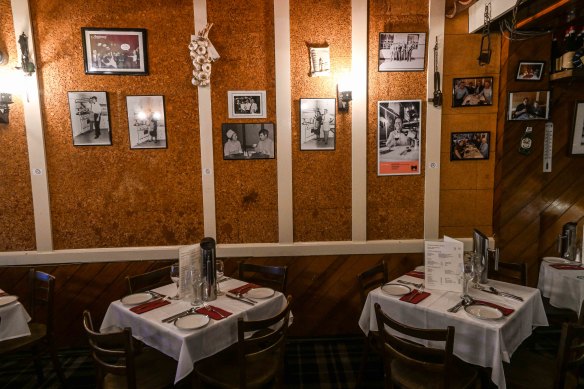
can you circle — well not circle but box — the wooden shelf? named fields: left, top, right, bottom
left=550, top=68, right=584, bottom=82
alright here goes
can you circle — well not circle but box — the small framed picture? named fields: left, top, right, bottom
left=126, top=95, right=167, bottom=149
left=378, top=32, right=427, bottom=72
left=450, top=131, right=491, bottom=161
left=67, top=91, right=112, bottom=146
left=227, top=91, right=266, bottom=119
left=570, top=101, right=584, bottom=155
left=81, top=27, right=148, bottom=75
left=508, top=91, right=551, bottom=120
left=309, top=46, right=330, bottom=77
left=452, top=77, right=494, bottom=107
left=299, top=98, right=336, bottom=151
left=516, top=61, right=545, bottom=81
left=222, top=123, right=275, bottom=160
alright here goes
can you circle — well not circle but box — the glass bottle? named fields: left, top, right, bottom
left=562, top=26, right=577, bottom=70
left=519, top=127, right=533, bottom=155
left=551, top=34, right=561, bottom=73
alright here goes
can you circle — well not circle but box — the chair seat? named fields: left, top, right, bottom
left=0, top=323, right=46, bottom=353
left=391, top=357, right=478, bottom=389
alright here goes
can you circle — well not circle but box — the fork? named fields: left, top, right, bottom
left=405, top=284, right=425, bottom=302
left=203, top=303, right=226, bottom=318
left=397, top=279, right=424, bottom=289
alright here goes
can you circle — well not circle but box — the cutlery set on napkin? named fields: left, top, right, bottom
left=473, top=285, right=524, bottom=301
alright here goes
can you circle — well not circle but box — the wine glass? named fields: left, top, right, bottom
left=215, top=260, right=225, bottom=296
left=170, top=263, right=180, bottom=299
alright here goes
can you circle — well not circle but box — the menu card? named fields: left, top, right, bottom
left=178, top=243, right=201, bottom=299
left=424, top=236, right=464, bottom=292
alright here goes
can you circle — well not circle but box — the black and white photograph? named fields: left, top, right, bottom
left=222, top=123, right=275, bottom=160
left=450, top=131, right=491, bottom=161
left=309, top=46, right=330, bottom=77
left=452, top=77, right=494, bottom=107
left=378, top=100, right=421, bottom=175
left=378, top=32, right=426, bottom=72
left=516, top=61, right=545, bottom=81
left=227, top=91, right=266, bottom=119
left=81, top=28, right=148, bottom=75
left=508, top=91, right=551, bottom=120
left=299, top=98, right=336, bottom=151
left=570, top=101, right=584, bottom=155
left=126, top=95, right=167, bottom=149
left=67, top=91, right=112, bottom=146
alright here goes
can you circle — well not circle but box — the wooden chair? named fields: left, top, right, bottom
left=0, top=269, right=67, bottom=387
left=374, top=302, right=479, bottom=389
left=125, top=265, right=172, bottom=294
left=82, top=310, right=176, bottom=389
left=238, top=262, right=288, bottom=294
left=193, top=295, right=293, bottom=388
left=488, top=261, right=527, bottom=286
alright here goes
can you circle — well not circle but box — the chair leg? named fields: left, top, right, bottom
left=32, top=345, right=45, bottom=385
left=355, top=336, right=370, bottom=389
left=49, top=341, right=68, bottom=388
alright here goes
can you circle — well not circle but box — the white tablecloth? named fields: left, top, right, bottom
left=0, top=293, right=31, bottom=341
left=538, top=260, right=584, bottom=316
left=358, top=275, right=548, bottom=389
left=102, top=279, right=288, bottom=384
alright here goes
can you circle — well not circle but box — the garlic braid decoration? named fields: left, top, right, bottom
left=189, top=23, right=220, bottom=87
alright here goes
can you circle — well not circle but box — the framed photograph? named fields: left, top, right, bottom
left=299, top=98, right=336, bottom=151
left=452, top=77, right=494, bottom=107
left=450, top=132, right=490, bottom=161
left=516, top=61, right=545, bottom=81
left=309, top=46, right=330, bottom=77
left=222, top=123, right=275, bottom=160
left=81, top=27, right=148, bottom=75
left=67, top=91, right=112, bottom=146
left=570, top=101, right=584, bottom=155
left=508, top=91, right=550, bottom=120
left=126, top=95, right=167, bottom=149
left=227, top=91, right=266, bottom=119
left=378, top=100, right=421, bottom=175
left=378, top=32, right=427, bottom=72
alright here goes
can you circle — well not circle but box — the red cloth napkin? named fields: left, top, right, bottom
left=196, top=305, right=232, bottom=320
left=399, top=291, right=431, bottom=304
left=473, top=299, right=514, bottom=316
left=550, top=264, right=584, bottom=270
left=405, top=271, right=425, bottom=280
left=130, top=298, right=171, bottom=314
left=228, top=283, right=260, bottom=295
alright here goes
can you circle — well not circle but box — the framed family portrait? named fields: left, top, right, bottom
left=570, top=101, right=584, bottom=155
left=227, top=91, right=266, bottom=118
left=81, top=27, right=148, bottom=75
left=126, top=95, right=167, bottom=149
left=452, top=77, right=494, bottom=107
left=450, top=132, right=490, bottom=161
left=378, top=32, right=426, bottom=72
left=222, top=123, right=275, bottom=160
left=508, top=91, right=550, bottom=120
left=516, top=61, right=545, bottom=81
left=299, top=98, right=336, bottom=151
left=67, top=91, right=112, bottom=146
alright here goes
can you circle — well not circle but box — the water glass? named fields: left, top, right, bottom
left=170, top=263, right=180, bottom=298
left=471, top=253, right=484, bottom=287
left=216, top=260, right=225, bottom=296
left=461, top=253, right=473, bottom=297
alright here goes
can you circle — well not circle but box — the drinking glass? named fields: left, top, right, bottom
left=170, top=263, right=180, bottom=299
left=215, top=259, right=225, bottom=296
left=472, top=253, right=484, bottom=287
left=461, top=253, right=473, bottom=298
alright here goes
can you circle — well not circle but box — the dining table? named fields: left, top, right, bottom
left=0, top=289, right=31, bottom=342
left=101, top=278, right=288, bottom=384
left=359, top=271, right=548, bottom=389
left=537, top=257, right=584, bottom=316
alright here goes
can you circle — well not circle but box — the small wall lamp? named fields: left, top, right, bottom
left=0, top=93, right=14, bottom=124
left=337, top=77, right=353, bottom=112
left=16, top=33, right=35, bottom=76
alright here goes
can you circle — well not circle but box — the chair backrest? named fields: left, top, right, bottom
left=374, top=303, right=455, bottom=389
left=238, top=262, right=288, bottom=294
left=555, top=322, right=584, bottom=389
left=357, top=261, right=388, bottom=306
left=236, top=295, right=293, bottom=389
left=126, top=265, right=172, bottom=294
left=28, top=269, right=56, bottom=336
left=489, top=261, right=527, bottom=286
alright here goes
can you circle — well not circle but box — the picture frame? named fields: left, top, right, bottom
left=67, top=91, right=112, bottom=146
left=126, top=95, right=167, bottom=149
left=450, top=131, right=491, bottom=161
left=569, top=101, right=584, bottom=156
left=508, top=91, right=551, bottom=121
left=516, top=61, right=545, bottom=81
left=81, top=27, right=148, bottom=75
left=227, top=91, right=266, bottom=119
left=299, top=98, right=336, bottom=151
left=309, top=46, right=330, bottom=77
left=378, top=32, right=427, bottom=72
left=377, top=100, right=421, bottom=175
left=452, top=77, right=494, bottom=107
left=222, top=123, right=275, bottom=160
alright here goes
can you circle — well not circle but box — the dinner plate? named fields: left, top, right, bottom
left=246, top=287, right=275, bottom=299
left=0, top=295, right=18, bottom=307
left=464, top=304, right=503, bottom=320
left=543, top=257, right=570, bottom=264
left=414, top=265, right=425, bottom=272
left=120, top=292, right=154, bottom=306
left=174, top=314, right=209, bottom=330
left=380, top=283, right=411, bottom=296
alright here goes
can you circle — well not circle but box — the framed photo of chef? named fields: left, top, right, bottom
left=450, top=132, right=491, bottom=161
left=508, top=91, right=550, bottom=121
left=378, top=32, right=427, bottom=72
left=227, top=91, right=266, bottom=119
left=222, top=123, right=275, bottom=160
left=299, top=98, right=336, bottom=151
left=67, top=91, right=112, bottom=146
left=377, top=100, right=421, bottom=175
left=452, top=77, right=494, bottom=107
left=126, top=95, right=167, bottom=149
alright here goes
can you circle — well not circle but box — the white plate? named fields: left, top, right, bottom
left=120, top=292, right=154, bottom=306
left=381, top=283, right=411, bottom=296
left=246, top=287, right=275, bottom=299
left=464, top=304, right=503, bottom=320
left=0, top=295, right=18, bottom=307
left=174, top=314, right=210, bottom=330
left=414, top=265, right=425, bottom=272
left=543, top=257, right=570, bottom=264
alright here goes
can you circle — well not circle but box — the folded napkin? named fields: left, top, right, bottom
left=399, top=291, right=430, bottom=304
left=196, top=305, right=232, bottom=320
left=473, top=299, right=514, bottom=316
left=130, top=298, right=171, bottom=314
left=550, top=264, right=584, bottom=270
left=228, top=283, right=260, bottom=295
left=405, top=271, right=425, bottom=280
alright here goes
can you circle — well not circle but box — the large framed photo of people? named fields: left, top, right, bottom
left=227, top=91, right=266, bottom=119
left=378, top=32, right=427, bottom=72
left=67, top=91, right=112, bottom=146
left=570, top=101, right=584, bottom=155
left=222, top=123, right=275, bottom=160
left=452, top=77, right=494, bottom=107
left=299, top=98, right=336, bottom=151
left=450, top=132, right=490, bottom=161
left=377, top=100, right=421, bottom=176
left=508, top=91, right=550, bottom=121
left=126, top=95, right=167, bottom=149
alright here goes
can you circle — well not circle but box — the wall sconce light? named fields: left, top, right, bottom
left=337, top=77, right=353, bottom=112
left=0, top=49, right=7, bottom=66
left=16, top=33, right=35, bottom=76
left=0, top=93, right=14, bottom=124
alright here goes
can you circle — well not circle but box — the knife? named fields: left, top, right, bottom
left=474, top=286, right=523, bottom=302
left=161, top=308, right=194, bottom=323
left=226, top=292, right=255, bottom=305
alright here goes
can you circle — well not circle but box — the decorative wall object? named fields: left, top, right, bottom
left=378, top=32, right=427, bottom=72
left=81, top=28, right=148, bottom=75
left=515, top=61, right=545, bottom=81
left=450, top=131, right=490, bottom=161
left=227, top=91, right=266, bottom=118
left=508, top=91, right=550, bottom=120
left=570, top=101, right=584, bottom=155
left=68, top=91, right=112, bottom=146
left=126, top=95, right=167, bottom=149
left=222, top=123, right=275, bottom=160
left=377, top=100, right=421, bottom=175
left=189, top=23, right=219, bottom=87
left=309, top=46, right=330, bottom=77
left=299, top=98, right=336, bottom=151
left=452, top=77, right=494, bottom=107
